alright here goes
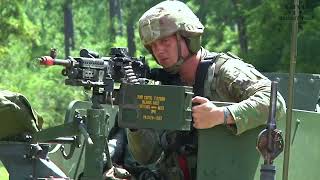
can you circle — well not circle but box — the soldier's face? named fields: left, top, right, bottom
left=150, top=35, right=179, bottom=68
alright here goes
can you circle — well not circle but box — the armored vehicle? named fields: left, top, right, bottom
left=0, top=45, right=318, bottom=180
left=0, top=1, right=319, bottom=179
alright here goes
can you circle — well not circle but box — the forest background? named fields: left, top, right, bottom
left=0, top=0, right=319, bottom=141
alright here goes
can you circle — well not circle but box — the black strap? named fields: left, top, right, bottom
left=193, top=52, right=219, bottom=97
left=193, top=60, right=213, bottom=96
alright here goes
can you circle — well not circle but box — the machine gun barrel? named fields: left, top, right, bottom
left=39, top=56, right=73, bottom=67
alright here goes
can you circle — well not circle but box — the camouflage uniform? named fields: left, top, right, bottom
left=127, top=1, right=286, bottom=179
left=0, top=90, right=43, bottom=140
left=201, top=50, right=286, bottom=134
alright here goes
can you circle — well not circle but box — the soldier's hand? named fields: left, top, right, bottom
left=104, top=166, right=131, bottom=180
left=191, top=96, right=224, bottom=129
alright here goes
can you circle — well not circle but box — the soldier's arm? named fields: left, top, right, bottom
left=126, top=129, right=163, bottom=165
left=215, top=59, right=286, bottom=135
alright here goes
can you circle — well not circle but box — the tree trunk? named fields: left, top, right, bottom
left=237, top=16, right=248, bottom=55
left=232, top=0, right=248, bottom=55
left=127, top=19, right=136, bottom=56
left=109, top=0, right=122, bottom=41
left=125, top=0, right=135, bottom=56
left=64, top=0, right=74, bottom=58
left=109, top=0, right=116, bottom=43
left=115, top=0, right=123, bottom=35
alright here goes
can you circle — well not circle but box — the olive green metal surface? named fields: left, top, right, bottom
left=40, top=74, right=320, bottom=179
left=118, top=84, right=193, bottom=131
left=197, top=109, right=320, bottom=180
left=48, top=103, right=118, bottom=179
left=264, top=73, right=320, bottom=111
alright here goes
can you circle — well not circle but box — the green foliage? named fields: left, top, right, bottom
left=0, top=0, right=318, bottom=178
left=296, top=5, right=320, bottom=73
left=0, top=0, right=320, bottom=129
left=0, top=0, right=83, bottom=127
left=0, top=0, right=319, bottom=129
left=246, top=0, right=292, bottom=72
left=185, top=0, right=319, bottom=74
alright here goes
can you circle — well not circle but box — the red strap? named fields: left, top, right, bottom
left=178, top=155, right=191, bottom=180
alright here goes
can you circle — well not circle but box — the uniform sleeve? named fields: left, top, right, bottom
left=214, top=59, right=286, bottom=135
left=126, top=129, right=163, bottom=165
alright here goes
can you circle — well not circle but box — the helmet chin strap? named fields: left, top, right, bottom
left=164, top=33, right=193, bottom=74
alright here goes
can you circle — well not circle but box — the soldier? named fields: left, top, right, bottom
left=127, top=0, right=286, bottom=179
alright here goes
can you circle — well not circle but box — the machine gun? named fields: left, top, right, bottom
left=34, top=47, right=149, bottom=180
left=40, top=48, right=148, bottom=87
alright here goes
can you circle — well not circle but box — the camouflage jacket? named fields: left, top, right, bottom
left=127, top=50, right=286, bottom=179
left=203, top=51, right=286, bottom=134
left=0, top=90, right=43, bottom=140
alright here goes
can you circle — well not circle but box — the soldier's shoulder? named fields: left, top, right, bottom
left=216, top=52, right=242, bottom=60
left=216, top=53, right=244, bottom=71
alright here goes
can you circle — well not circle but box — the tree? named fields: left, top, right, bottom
left=64, top=0, right=75, bottom=57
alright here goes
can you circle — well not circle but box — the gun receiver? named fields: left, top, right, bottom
left=39, top=48, right=149, bottom=90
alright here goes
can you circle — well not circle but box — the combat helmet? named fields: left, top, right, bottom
left=138, top=0, right=204, bottom=73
